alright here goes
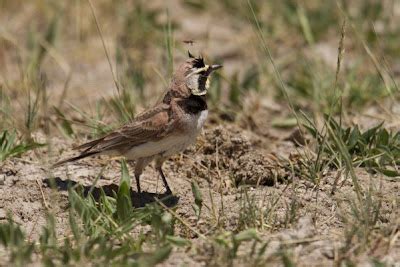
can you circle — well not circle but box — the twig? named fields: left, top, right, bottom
left=154, top=198, right=207, bottom=240
left=281, top=237, right=322, bottom=245
left=28, top=213, right=41, bottom=242
left=86, top=0, right=120, bottom=95
left=36, top=179, right=49, bottom=209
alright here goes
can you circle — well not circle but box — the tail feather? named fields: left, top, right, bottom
left=52, top=151, right=99, bottom=168
left=73, top=137, right=105, bottom=151
left=53, top=136, right=108, bottom=168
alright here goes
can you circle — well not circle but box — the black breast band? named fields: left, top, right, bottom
left=179, top=95, right=207, bottom=114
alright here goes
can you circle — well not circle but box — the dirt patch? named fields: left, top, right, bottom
left=178, top=125, right=290, bottom=189
left=1, top=123, right=399, bottom=266
left=0, top=178, right=69, bottom=241
left=1, top=1, right=400, bottom=265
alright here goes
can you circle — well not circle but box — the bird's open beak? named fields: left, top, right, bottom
left=210, top=64, right=223, bottom=72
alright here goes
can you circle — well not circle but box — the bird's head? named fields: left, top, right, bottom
left=171, top=51, right=222, bottom=97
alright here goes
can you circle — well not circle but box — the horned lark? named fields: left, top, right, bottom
left=54, top=52, right=222, bottom=195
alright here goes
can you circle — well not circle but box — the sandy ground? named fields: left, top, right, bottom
left=1, top=1, right=400, bottom=266
left=1, top=117, right=399, bottom=266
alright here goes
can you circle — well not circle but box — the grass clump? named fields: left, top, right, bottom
left=0, top=160, right=188, bottom=266
left=304, top=117, right=400, bottom=177
left=0, top=130, right=45, bottom=161
left=0, top=217, right=35, bottom=266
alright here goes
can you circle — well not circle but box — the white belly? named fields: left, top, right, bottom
left=196, top=110, right=208, bottom=130
left=124, top=110, right=208, bottom=160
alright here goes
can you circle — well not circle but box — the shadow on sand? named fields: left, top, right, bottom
left=42, top=177, right=179, bottom=208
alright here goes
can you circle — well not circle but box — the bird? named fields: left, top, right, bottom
left=53, top=52, right=222, bottom=195
left=183, top=39, right=195, bottom=46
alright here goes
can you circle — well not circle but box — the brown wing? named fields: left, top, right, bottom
left=79, top=103, right=174, bottom=153
left=53, top=103, right=175, bottom=167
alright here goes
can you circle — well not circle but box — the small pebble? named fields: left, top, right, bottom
left=0, top=209, right=6, bottom=220
left=12, top=176, right=19, bottom=184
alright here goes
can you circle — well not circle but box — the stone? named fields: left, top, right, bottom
left=0, top=209, right=6, bottom=220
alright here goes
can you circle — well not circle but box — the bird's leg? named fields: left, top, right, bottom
left=156, top=158, right=172, bottom=194
left=134, top=173, right=141, bottom=194
left=135, top=159, right=146, bottom=194
left=134, top=164, right=142, bottom=194
left=134, top=157, right=152, bottom=194
left=159, top=167, right=172, bottom=194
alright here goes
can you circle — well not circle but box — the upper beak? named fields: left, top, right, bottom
left=210, top=64, right=223, bottom=71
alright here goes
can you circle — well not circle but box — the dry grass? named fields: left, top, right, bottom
left=0, top=0, right=399, bottom=266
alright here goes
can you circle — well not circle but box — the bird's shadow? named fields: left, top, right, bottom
left=42, top=177, right=179, bottom=208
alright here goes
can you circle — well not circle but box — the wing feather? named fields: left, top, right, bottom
left=54, top=103, right=176, bottom=167
left=81, top=103, right=173, bottom=153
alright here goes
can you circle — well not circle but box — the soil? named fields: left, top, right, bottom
left=1, top=1, right=400, bottom=266
left=1, top=117, right=399, bottom=266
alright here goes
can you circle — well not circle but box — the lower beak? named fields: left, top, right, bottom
left=210, top=64, right=223, bottom=71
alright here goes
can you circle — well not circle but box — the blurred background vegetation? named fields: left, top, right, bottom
left=1, top=0, right=399, bottom=138
left=1, top=0, right=400, bottom=266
